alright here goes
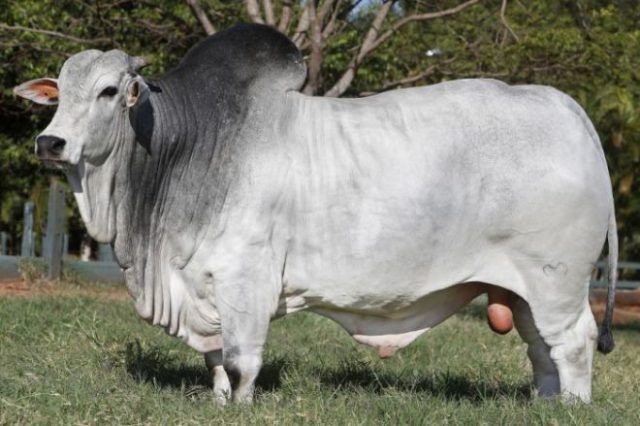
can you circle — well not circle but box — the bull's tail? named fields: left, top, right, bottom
left=566, top=93, right=618, bottom=353
left=597, top=211, right=618, bottom=354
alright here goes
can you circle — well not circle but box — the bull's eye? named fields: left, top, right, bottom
left=98, top=86, right=118, bottom=98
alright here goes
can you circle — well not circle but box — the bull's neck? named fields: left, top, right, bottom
left=110, top=83, right=177, bottom=267
left=70, top=83, right=179, bottom=260
left=111, top=79, right=222, bottom=271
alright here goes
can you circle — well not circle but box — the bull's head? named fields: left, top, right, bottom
left=14, top=50, right=151, bottom=242
left=14, top=50, right=150, bottom=166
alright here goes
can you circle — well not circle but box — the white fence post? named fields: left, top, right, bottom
left=63, top=234, right=69, bottom=257
left=98, top=244, right=115, bottom=262
left=21, top=202, right=35, bottom=257
left=43, top=180, right=66, bottom=279
left=0, top=232, right=7, bottom=255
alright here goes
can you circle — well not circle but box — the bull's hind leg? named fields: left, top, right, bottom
left=514, top=283, right=597, bottom=402
left=545, top=297, right=597, bottom=403
left=512, top=297, right=560, bottom=396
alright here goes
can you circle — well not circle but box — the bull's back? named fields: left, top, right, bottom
left=280, top=80, right=611, bottom=308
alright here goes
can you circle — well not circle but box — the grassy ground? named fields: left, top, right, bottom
left=0, top=281, right=639, bottom=425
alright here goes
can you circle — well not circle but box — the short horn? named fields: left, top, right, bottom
left=130, top=56, right=152, bottom=71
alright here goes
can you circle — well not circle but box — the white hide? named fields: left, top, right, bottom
left=49, top=75, right=612, bottom=402
left=153, top=80, right=613, bottom=403
left=17, top=26, right=615, bottom=404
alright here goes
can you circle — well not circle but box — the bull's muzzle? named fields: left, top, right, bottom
left=36, top=135, right=66, bottom=160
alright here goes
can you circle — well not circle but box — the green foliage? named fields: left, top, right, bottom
left=1, top=0, right=639, bottom=258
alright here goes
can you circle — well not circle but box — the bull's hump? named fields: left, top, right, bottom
left=166, top=23, right=306, bottom=93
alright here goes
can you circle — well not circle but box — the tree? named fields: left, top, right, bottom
left=1, top=0, right=639, bottom=262
left=185, top=0, right=484, bottom=96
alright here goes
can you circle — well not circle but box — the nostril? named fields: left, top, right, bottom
left=51, top=138, right=66, bottom=153
left=36, top=135, right=66, bottom=157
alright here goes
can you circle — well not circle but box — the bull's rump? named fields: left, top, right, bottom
left=282, top=79, right=611, bottom=310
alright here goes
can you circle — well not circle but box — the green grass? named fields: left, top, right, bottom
left=1, top=290, right=639, bottom=425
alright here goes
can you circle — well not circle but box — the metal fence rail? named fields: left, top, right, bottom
left=591, top=261, right=640, bottom=289
left=0, top=180, right=122, bottom=283
left=0, top=255, right=123, bottom=283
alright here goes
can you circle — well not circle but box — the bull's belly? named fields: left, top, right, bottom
left=280, top=234, right=533, bottom=314
left=311, top=283, right=485, bottom=356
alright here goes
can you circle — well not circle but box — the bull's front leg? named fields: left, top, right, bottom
left=223, top=337, right=266, bottom=403
left=213, top=254, right=281, bottom=403
left=204, top=350, right=231, bottom=404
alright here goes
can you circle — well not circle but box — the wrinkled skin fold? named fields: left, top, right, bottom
left=16, top=24, right=617, bottom=404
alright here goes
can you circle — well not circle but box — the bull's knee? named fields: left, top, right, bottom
left=487, top=287, right=514, bottom=334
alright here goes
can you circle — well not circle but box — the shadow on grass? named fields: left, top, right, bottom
left=316, top=362, right=531, bottom=403
left=122, top=340, right=286, bottom=393
left=121, top=340, right=530, bottom=402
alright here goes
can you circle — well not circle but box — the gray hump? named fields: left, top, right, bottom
left=163, top=23, right=306, bottom=93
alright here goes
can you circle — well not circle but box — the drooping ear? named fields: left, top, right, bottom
left=125, top=76, right=149, bottom=108
left=13, top=78, right=59, bottom=105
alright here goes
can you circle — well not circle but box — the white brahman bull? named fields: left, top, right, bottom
left=14, top=24, right=617, bottom=403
